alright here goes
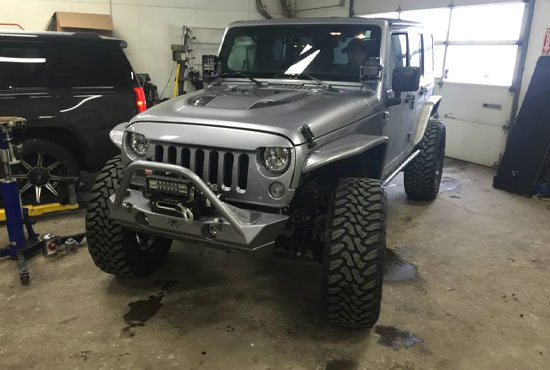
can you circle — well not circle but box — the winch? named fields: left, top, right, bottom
left=144, top=174, right=217, bottom=222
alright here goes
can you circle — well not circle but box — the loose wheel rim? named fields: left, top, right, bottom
left=11, top=152, right=73, bottom=204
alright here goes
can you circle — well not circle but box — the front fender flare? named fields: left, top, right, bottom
left=413, top=95, right=441, bottom=145
left=302, top=134, right=388, bottom=174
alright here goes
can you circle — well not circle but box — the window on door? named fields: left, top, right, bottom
left=388, top=33, right=408, bottom=88
left=409, top=32, right=423, bottom=73
left=360, top=1, right=525, bottom=86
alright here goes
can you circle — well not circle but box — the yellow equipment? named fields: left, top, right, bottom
left=0, top=202, right=79, bottom=222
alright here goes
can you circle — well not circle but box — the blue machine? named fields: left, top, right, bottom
left=0, top=117, right=83, bottom=285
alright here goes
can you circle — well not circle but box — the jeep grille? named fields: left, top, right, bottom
left=152, top=144, right=249, bottom=192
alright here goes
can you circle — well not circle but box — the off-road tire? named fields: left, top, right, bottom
left=324, top=178, right=386, bottom=329
left=85, top=156, right=172, bottom=276
left=404, top=120, right=446, bottom=201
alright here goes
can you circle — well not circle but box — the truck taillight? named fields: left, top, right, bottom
left=134, top=87, right=146, bottom=113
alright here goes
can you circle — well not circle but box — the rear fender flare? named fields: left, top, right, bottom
left=413, top=95, right=441, bottom=145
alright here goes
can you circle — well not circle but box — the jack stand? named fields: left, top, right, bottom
left=0, top=117, right=85, bottom=285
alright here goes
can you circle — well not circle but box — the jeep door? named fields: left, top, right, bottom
left=383, top=31, right=414, bottom=171
left=409, top=29, right=435, bottom=149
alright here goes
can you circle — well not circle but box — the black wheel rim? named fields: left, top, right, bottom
left=11, top=151, right=73, bottom=204
left=135, top=233, right=158, bottom=251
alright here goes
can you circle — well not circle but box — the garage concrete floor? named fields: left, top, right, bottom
left=1, top=159, right=549, bottom=370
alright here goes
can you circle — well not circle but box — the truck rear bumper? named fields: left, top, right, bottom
left=109, top=161, right=288, bottom=252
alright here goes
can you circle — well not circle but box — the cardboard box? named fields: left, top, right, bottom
left=45, top=11, right=114, bottom=37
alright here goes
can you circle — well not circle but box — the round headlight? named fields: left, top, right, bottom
left=262, top=147, right=291, bottom=174
left=130, top=132, right=149, bottom=157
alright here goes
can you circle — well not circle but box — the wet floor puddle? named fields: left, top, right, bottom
left=440, top=176, right=461, bottom=192
left=384, top=248, right=417, bottom=282
left=374, top=325, right=423, bottom=350
left=121, top=280, right=178, bottom=337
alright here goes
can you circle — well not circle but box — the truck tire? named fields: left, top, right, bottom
left=324, top=178, right=386, bottom=328
left=85, top=156, right=172, bottom=277
left=404, top=120, right=446, bottom=201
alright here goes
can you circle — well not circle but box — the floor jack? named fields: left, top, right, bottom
left=0, top=117, right=85, bottom=285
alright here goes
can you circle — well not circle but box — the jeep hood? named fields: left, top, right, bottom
left=131, top=84, right=381, bottom=145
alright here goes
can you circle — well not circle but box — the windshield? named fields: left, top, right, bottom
left=219, top=24, right=382, bottom=83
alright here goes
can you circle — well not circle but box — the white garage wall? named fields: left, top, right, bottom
left=295, top=0, right=348, bottom=17
left=0, top=0, right=286, bottom=97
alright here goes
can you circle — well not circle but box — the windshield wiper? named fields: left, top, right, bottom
left=282, top=72, right=338, bottom=92
left=301, top=72, right=339, bottom=92
left=220, top=71, right=263, bottom=87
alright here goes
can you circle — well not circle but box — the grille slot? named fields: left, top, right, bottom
left=152, top=144, right=249, bottom=193
left=209, top=151, right=219, bottom=184
left=223, top=153, right=234, bottom=189
left=181, top=148, right=190, bottom=168
left=167, top=146, right=177, bottom=164
left=238, top=154, right=249, bottom=190
left=195, top=149, right=205, bottom=178
left=154, top=146, right=164, bottom=162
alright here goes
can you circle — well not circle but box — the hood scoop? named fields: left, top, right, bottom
left=189, top=88, right=308, bottom=110
left=248, top=99, right=290, bottom=110
left=192, top=96, right=216, bottom=106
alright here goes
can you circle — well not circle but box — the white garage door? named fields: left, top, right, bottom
left=435, top=83, right=513, bottom=167
left=362, top=2, right=527, bottom=167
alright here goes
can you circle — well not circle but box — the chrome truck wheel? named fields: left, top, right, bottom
left=10, top=139, right=79, bottom=205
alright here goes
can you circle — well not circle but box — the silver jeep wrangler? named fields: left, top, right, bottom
left=86, top=18, right=445, bottom=329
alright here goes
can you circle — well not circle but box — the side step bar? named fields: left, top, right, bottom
left=382, top=149, right=420, bottom=186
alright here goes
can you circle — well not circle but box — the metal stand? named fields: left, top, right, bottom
left=0, top=117, right=84, bottom=285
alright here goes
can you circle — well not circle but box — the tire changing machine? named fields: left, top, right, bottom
left=0, top=117, right=85, bottom=285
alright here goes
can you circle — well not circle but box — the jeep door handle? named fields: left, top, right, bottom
left=382, top=111, right=390, bottom=125
left=404, top=94, right=415, bottom=109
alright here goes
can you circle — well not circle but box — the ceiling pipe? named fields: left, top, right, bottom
left=281, top=0, right=296, bottom=18
left=256, top=0, right=273, bottom=19
left=0, top=23, right=24, bottom=30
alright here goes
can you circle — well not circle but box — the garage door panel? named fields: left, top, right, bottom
left=436, top=82, right=513, bottom=126
left=444, top=118, right=507, bottom=167
left=435, top=81, right=513, bottom=166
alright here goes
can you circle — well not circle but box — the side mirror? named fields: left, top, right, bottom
left=202, top=55, right=219, bottom=83
left=392, top=67, right=420, bottom=93
left=361, top=57, right=382, bottom=82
